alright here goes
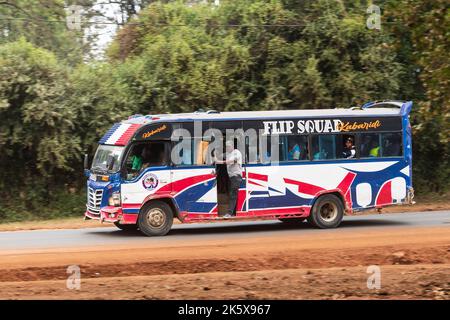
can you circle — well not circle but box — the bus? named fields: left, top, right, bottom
left=84, top=100, right=414, bottom=236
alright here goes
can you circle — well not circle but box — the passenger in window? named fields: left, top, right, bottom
left=131, top=151, right=143, bottom=173
left=298, top=141, right=308, bottom=160
left=313, top=149, right=328, bottom=160
left=342, top=137, right=356, bottom=159
left=360, top=135, right=372, bottom=157
left=129, top=145, right=151, bottom=178
left=146, top=144, right=166, bottom=167
left=383, top=135, right=401, bottom=156
left=288, top=140, right=301, bottom=160
left=140, top=146, right=154, bottom=169
left=369, top=140, right=380, bottom=157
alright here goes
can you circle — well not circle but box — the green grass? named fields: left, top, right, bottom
left=0, top=191, right=86, bottom=223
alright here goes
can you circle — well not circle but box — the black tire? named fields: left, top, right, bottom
left=278, top=217, right=306, bottom=223
left=138, top=201, right=173, bottom=236
left=113, top=222, right=137, bottom=231
left=307, top=194, right=344, bottom=229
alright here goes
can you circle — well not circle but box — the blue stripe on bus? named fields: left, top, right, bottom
left=122, top=209, right=139, bottom=214
left=98, top=123, right=121, bottom=144
left=249, top=188, right=310, bottom=209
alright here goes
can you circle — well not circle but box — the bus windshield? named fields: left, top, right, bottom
left=91, top=145, right=124, bottom=173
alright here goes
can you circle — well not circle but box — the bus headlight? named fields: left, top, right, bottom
left=109, top=192, right=121, bottom=207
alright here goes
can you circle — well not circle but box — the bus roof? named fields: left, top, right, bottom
left=99, top=101, right=411, bottom=145
left=125, top=102, right=406, bottom=125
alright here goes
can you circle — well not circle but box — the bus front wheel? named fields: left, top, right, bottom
left=138, top=201, right=173, bottom=236
left=307, top=194, right=344, bottom=229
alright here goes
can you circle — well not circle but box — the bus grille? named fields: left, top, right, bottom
left=87, top=188, right=103, bottom=214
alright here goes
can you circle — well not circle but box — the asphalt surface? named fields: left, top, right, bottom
left=0, top=211, right=448, bottom=251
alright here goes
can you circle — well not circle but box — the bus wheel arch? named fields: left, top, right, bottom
left=138, top=199, right=174, bottom=236
left=142, top=196, right=180, bottom=220
left=307, top=193, right=345, bottom=229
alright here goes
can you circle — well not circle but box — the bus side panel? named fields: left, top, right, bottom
left=120, top=167, right=173, bottom=220
left=245, top=160, right=411, bottom=215
left=121, top=167, right=217, bottom=222
left=170, top=167, right=218, bottom=218
left=349, top=159, right=411, bottom=209
left=123, top=160, right=412, bottom=221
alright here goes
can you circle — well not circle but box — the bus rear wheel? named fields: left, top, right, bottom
left=307, top=194, right=344, bottom=229
left=138, top=201, right=173, bottom=237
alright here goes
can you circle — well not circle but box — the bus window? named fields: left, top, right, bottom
left=174, top=138, right=212, bottom=166
left=124, top=142, right=168, bottom=180
left=259, top=135, right=284, bottom=164
left=245, top=136, right=258, bottom=164
left=278, top=136, right=288, bottom=161
left=312, top=135, right=336, bottom=160
left=286, top=135, right=309, bottom=161
left=381, top=132, right=402, bottom=157
left=196, top=140, right=211, bottom=165
left=360, top=133, right=381, bottom=158
left=337, top=134, right=356, bottom=159
left=179, top=139, right=194, bottom=166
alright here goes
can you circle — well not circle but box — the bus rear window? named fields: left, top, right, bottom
left=381, top=133, right=403, bottom=157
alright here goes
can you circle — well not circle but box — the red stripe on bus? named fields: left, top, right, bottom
left=247, top=172, right=268, bottom=182
left=248, top=180, right=265, bottom=187
left=115, top=124, right=141, bottom=146
left=376, top=180, right=393, bottom=206
left=236, top=189, right=246, bottom=211
left=122, top=203, right=141, bottom=208
left=157, top=174, right=215, bottom=194
left=337, top=172, right=357, bottom=207
left=283, top=178, right=324, bottom=196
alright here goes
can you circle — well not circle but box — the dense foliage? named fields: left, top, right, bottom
left=0, top=0, right=448, bottom=221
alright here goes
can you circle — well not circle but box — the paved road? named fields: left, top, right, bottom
left=0, top=211, right=448, bottom=251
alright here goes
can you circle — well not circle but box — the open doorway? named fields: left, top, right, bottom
left=214, top=138, right=245, bottom=217
left=216, top=161, right=230, bottom=216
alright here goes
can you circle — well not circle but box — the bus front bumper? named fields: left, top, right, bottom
left=85, top=206, right=138, bottom=224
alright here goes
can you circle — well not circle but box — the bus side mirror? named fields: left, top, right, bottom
left=84, top=154, right=89, bottom=170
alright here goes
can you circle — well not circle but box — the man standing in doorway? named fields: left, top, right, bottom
left=215, top=140, right=243, bottom=218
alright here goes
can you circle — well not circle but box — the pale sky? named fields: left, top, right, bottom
left=86, top=1, right=124, bottom=58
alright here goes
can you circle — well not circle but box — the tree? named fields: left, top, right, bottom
left=0, top=39, right=80, bottom=195
left=385, top=0, right=450, bottom=192
left=0, top=0, right=92, bottom=65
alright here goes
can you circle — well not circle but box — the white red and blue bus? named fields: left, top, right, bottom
left=84, top=100, right=414, bottom=236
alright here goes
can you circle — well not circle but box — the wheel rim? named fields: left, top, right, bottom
left=319, top=202, right=338, bottom=222
left=146, top=208, right=166, bottom=228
